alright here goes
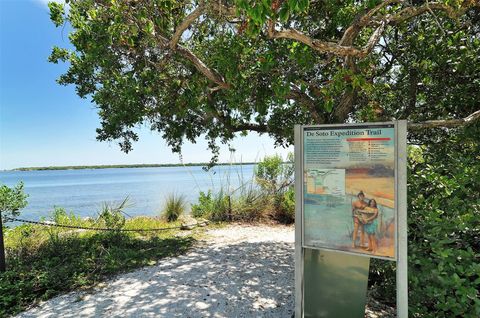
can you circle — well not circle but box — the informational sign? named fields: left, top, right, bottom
left=302, top=124, right=396, bottom=260
left=294, top=121, right=407, bottom=318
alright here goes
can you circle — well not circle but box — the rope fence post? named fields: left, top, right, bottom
left=0, top=212, right=5, bottom=272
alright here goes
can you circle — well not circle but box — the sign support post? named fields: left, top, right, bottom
left=294, top=125, right=304, bottom=318
left=396, top=120, right=408, bottom=317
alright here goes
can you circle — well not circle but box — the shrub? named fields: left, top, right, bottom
left=272, top=187, right=295, bottom=224
left=50, top=206, right=84, bottom=225
left=190, top=155, right=296, bottom=223
left=255, top=153, right=294, bottom=195
left=255, top=153, right=295, bottom=223
left=369, top=126, right=480, bottom=317
left=191, top=190, right=214, bottom=218
left=96, top=197, right=129, bottom=230
left=0, top=182, right=28, bottom=222
left=191, top=188, right=267, bottom=222
left=162, top=193, right=187, bottom=222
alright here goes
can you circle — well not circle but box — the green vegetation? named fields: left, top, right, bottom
left=96, top=198, right=129, bottom=230
left=13, top=162, right=256, bottom=171
left=0, top=182, right=28, bottom=222
left=0, top=206, right=206, bottom=317
left=369, top=125, right=480, bottom=317
left=47, top=1, right=478, bottom=165
left=255, top=153, right=295, bottom=223
left=8, top=2, right=479, bottom=316
left=191, top=154, right=294, bottom=223
left=161, top=194, right=187, bottom=222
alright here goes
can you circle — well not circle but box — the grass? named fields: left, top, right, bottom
left=188, top=154, right=295, bottom=223
left=0, top=215, right=207, bottom=317
left=161, top=193, right=187, bottom=222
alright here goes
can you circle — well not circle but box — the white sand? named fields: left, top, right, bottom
left=15, top=224, right=393, bottom=318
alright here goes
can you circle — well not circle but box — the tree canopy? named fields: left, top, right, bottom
left=49, top=0, right=480, bottom=161
left=0, top=182, right=28, bottom=222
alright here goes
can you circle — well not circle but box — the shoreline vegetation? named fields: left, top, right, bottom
left=1, top=213, right=209, bottom=317
left=12, top=162, right=257, bottom=172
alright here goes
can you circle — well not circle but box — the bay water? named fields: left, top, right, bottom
left=0, top=165, right=256, bottom=222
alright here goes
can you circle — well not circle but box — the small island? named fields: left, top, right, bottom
left=13, top=162, right=256, bottom=171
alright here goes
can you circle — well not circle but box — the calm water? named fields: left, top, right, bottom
left=0, top=165, right=256, bottom=221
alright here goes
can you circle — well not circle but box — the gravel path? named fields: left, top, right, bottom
left=16, top=224, right=394, bottom=318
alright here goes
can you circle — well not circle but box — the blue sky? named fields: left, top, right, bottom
left=0, top=0, right=291, bottom=170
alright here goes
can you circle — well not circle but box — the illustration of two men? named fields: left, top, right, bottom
left=352, top=191, right=379, bottom=253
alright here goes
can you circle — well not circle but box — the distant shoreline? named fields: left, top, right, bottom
left=12, top=162, right=257, bottom=172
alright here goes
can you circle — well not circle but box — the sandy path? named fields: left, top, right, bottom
left=16, top=225, right=296, bottom=318
left=16, top=224, right=394, bottom=318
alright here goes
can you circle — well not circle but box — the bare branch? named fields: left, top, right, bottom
left=208, top=1, right=237, bottom=18
left=268, top=27, right=367, bottom=57
left=340, top=0, right=402, bottom=46
left=333, top=91, right=356, bottom=122
left=156, top=34, right=230, bottom=89
left=268, top=1, right=477, bottom=58
left=232, top=122, right=268, bottom=133
left=389, top=2, right=468, bottom=24
left=170, top=3, right=205, bottom=49
left=363, top=20, right=387, bottom=55
left=408, top=109, right=480, bottom=130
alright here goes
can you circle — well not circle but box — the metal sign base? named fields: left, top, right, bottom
left=304, top=248, right=369, bottom=318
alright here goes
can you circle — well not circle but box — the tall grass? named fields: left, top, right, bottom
left=96, top=197, right=130, bottom=229
left=161, top=193, right=187, bottom=222
left=190, top=154, right=295, bottom=223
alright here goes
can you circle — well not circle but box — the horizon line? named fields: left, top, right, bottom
left=8, top=162, right=259, bottom=172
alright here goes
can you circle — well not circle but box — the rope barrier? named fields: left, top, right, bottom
left=4, top=217, right=208, bottom=232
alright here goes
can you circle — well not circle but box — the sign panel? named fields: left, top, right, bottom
left=302, top=124, right=396, bottom=260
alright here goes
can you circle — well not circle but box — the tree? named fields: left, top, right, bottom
left=0, top=182, right=28, bottom=222
left=48, top=0, right=480, bottom=163
left=0, top=182, right=28, bottom=272
left=47, top=1, right=480, bottom=314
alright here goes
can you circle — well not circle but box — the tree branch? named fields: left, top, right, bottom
left=286, top=87, right=324, bottom=124
left=208, top=1, right=237, bottom=18
left=268, top=1, right=477, bottom=58
left=268, top=26, right=368, bottom=57
left=340, top=0, right=401, bottom=46
left=174, top=44, right=230, bottom=89
left=408, top=109, right=480, bottom=130
left=155, top=34, right=230, bottom=89
left=139, top=1, right=232, bottom=90
left=388, top=2, right=474, bottom=25
left=170, top=2, right=205, bottom=49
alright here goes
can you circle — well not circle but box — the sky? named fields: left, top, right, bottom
left=0, top=0, right=291, bottom=170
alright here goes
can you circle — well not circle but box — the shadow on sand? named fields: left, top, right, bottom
left=17, top=240, right=295, bottom=318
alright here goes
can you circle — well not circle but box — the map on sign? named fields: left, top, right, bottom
left=305, top=169, right=345, bottom=196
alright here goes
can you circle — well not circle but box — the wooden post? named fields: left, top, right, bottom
left=0, top=212, right=6, bottom=272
